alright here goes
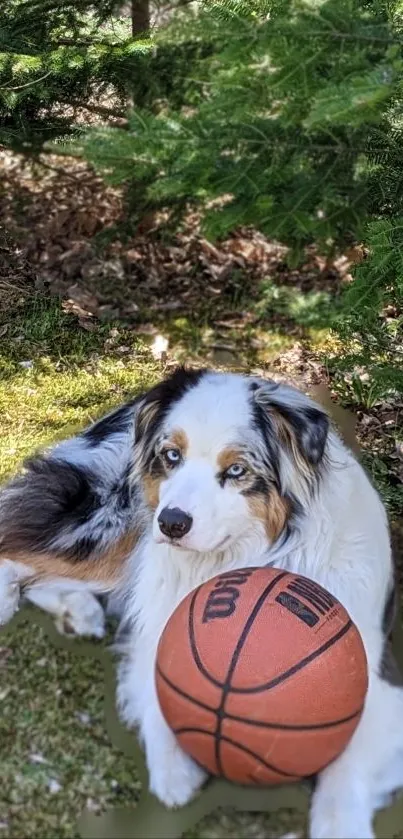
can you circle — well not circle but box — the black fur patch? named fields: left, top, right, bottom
left=0, top=457, right=100, bottom=555
left=63, top=536, right=100, bottom=561
left=284, top=491, right=303, bottom=521
left=111, top=465, right=133, bottom=511
left=83, top=398, right=140, bottom=447
left=149, top=455, right=167, bottom=478
left=251, top=402, right=282, bottom=490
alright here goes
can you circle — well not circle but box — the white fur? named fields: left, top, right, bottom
left=116, top=372, right=403, bottom=838
left=0, top=560, right=30, bottom=624
left=26, top=583, right=106, bottom=638
left=0, top=561, right=106, bottom=637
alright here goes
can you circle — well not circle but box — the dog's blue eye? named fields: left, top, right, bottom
left=226, top=463, right=246, bottom=479
left=164, top=449, right=181, bottom=464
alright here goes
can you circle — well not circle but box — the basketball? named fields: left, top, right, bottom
left=155, top=566, right=368, bottom=785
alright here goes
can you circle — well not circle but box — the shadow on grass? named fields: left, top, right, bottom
left=1, top=297, right=116, bottom=379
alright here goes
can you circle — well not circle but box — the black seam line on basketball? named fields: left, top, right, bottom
left=230, top=618, right=354, bottom=695
left=156, top=663, right=363, bottom=732
left=172, top=728, right=297, bottom=779
left=213, top=571, right=289, bottom=777
left=188, top=586, right=234, bottom=690
left=224, top=705, right=364, bottom=731
left=156, top=664, right=218, bottom=715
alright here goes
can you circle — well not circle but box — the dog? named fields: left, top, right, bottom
left=1, top=366, right=402, bottom=838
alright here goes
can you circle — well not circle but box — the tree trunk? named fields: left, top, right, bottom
left=131, top=0, right=150, bottom=37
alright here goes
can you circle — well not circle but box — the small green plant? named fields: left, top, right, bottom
left=349, top=373, right=385, bottom=411
left=256, top=282, right=334, bottom=328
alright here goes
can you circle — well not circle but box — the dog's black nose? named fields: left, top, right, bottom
left=158, top=507, right=193, bottom=540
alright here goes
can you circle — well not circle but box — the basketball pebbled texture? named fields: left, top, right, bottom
left=155, top=566, right=368, bottom=786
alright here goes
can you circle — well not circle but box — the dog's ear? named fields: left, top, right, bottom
left=253, top=381, right=329, bottom=470
left=134, top=394, right=162, bottom=443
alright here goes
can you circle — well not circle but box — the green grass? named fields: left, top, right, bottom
left=0, top=298, right=160, bottom=480
left=254, top=281, right=335, bottom=330
left=0, top=615, right=141, bottom=838
left=0, top=299, right=152, bottom=836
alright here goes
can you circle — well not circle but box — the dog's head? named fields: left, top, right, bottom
left=133, top=367, right=330, bottom=554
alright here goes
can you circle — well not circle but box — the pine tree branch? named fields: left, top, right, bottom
left=50, top=38, right=123, bottom=47
left=19, top=0, right=95, bottom=11
left=0, top=70, right=52, bottom=91
left=311, top=29, right=400, bottom=45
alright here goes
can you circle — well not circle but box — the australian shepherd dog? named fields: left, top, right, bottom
left=0, top=366, right=402, bottom=838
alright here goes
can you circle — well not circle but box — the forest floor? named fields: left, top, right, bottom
left=0, top=148, right=402, bottom=838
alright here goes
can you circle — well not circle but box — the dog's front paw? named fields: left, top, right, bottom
left=149, top=743, right=207, bottom=809
left=55, top=591, right=106, bottom=639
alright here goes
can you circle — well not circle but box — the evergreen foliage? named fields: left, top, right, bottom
left=72, top=0, right=402, bottom=243
left=1, top=0, right=129, bottom=151
left=0, top=0, right=196, bottom=152
left=1, top=0, right=403, bottom=392
left=71, top=0, right=403, bottom=391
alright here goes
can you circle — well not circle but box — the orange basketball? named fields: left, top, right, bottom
left=155, top=566, right=368, bottom=785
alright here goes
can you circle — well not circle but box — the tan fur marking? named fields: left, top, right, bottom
left=2, top=530, right=138, bottom=589
left=169, top=429, right=188, bottom=456
left=143, top=473, right=163, bottom=510
left=247, top=491, right=290, bottom=543
left=217, top=446, right=245, bottom=473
